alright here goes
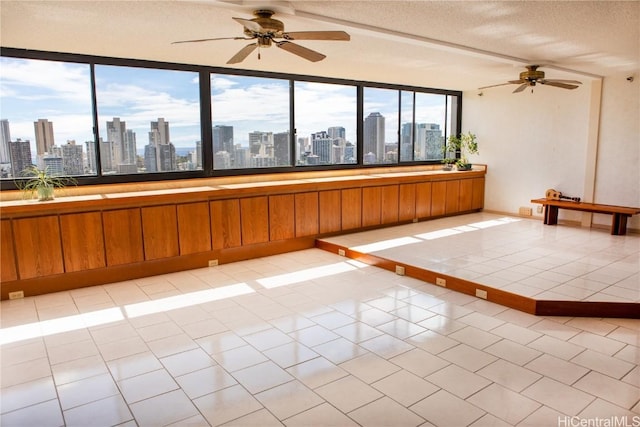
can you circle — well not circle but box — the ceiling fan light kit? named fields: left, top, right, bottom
left=479, top=65, right=582, bottom=94
left=173, top=9, right=350, bottom=64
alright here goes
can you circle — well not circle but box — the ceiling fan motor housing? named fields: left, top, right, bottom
left=520, top=66, right=545, bottom=84
left=244, top=9, right=285, bottom=38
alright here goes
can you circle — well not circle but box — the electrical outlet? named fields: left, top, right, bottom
left=518, top=207, right=532, bottom=216
left=9, top=291, right=24, bottom=300
left=338, top=249, right=346, bottom=256
left=435, top=277, right=446, bottom=287
left=395, top=265, right=405, bottom=276
left=537, top=205, right=544, bottom=214
left=475, top=289, right=488, bottom=299
left=208, top=259, right=218, bottom=267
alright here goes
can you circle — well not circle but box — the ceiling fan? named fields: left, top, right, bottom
left=172, top=9, right=350, bottom=64
left=479, top=65, right=582, bottom=93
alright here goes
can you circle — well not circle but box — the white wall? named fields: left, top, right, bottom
left=462, top=83, right=591, bottom=223
left=463, top=73, right=640, bottom=231
left=593, top=73, right=640, bottom=229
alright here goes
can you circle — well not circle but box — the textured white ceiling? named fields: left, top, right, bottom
left=1, top=1, right=638, bottom=91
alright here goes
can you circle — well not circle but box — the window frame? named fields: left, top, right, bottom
left=0, top=47, right=462, bottom=190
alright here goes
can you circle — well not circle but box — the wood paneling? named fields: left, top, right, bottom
left=142, top=205, right=179, bottom=261
left=472, top=177, right=485, bottom=210
left=60, top=212, right=106, bottom=272
left=416, top=182, right=433, bottom=218
left=1, top=220, right=17, bottom=282
left=295, top=192, right=319, bottom=237
left=13, top=216, right=64, bottom=279
left=362, top=187, right=381, bottom=227
left=430, top=181, right=447, bottom=216
left=445, top=180, right=460, bottom=214
left=240, top=196, right=269, bottom=245
left=103, top=209, right=144, bottom=266
left=210, top=199, right=242, bottom=249
left=177, top=202, right=212, bottom=255
left=269, top=194, right=295, bottom=241
left=398, top=184, right=416, bottom=221
left=381, top=185, right=399, bottom=224
left=341, top=188, right=362, bottom=230
left=459, top=179, right=473, bottom=212
left=319, top=190, right=341, bottom=234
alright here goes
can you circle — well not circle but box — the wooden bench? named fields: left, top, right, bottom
left=531, top=198, right=640, bottom=235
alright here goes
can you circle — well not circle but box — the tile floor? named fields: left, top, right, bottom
left=321, top=212, right=640, bottom=302
left=0, top=213, right=638, bottom=426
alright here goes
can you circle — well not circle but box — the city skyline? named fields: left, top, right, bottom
left=1, top=56, right=451, bottom=175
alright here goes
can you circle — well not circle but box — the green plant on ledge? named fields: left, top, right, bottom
left=447, top=131, right=479, bottom=171
left=16, top=165, right=77, bottom=201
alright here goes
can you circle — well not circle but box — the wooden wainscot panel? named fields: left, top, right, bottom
left=433, top=181, right=449, bottom=217
left=269, top=194, right=295, bottom=241
left=415, top=182, right=432, bottom=219
left=13, top=216, right=64, bottom=279
left=210, top=199, right=242, bottom=249
left=445, top=180, right=460, bottom=214
left=103, top=208, right=144, bottom=266
left=398, top=183, right=416, bottom=221
left=240, top=196, right=269, bottom=245
left=341, top=188, right=362, bottom=230
left=459, top=179, right=474, bottom=212
left=362, top=186, right=382, bottom=227
left=319, top=190, right=341, bottom=234
left=141, top=205, right=179, bottom=261
left=381, top=185, right=399, bottom=224
left=177, top=202, right=212, bottom=255
left=1, top=219, right=18, bottom=282
left=60, top=212, right=106, bottom=273
left=295, top=192, right=319, bottom=237
left=472, top=177, right=485, bottom=210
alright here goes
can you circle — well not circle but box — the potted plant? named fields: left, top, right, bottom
left=16, top=165, right=76, bottom=201
left=448, top=131, right=479, bottom=171
left=441, top=141, right=457, bottom=171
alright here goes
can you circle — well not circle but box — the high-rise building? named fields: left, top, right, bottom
left=0, top=119, right=11, bottom=164
left=327, top=126, right=345, bottom=141
left=363, top=112, right=385, bottom=163
left=195, top=141, right=202, bottom=169
left=85, top=140, right=97, bottom=174
left=9, top=139, right=32, bottom=177
left=144, top=144, right=157, bottom=172
left=249, top=131, right=272, bottom=156
left=149, top=118, right=173, bottom=171
left=233, top=145, right=250, bottom=168
left=273, top=131, right=290, bottom=166
left=158, top=143, right=176, bottom=171
left=415, top=123, right=443, bottom=160
left=43, top=156, right=64, bottom=175
left=400, top=122, right=414, bottom=161
left=34, top=119, right=55, bottom=155
left=213, top=125, right=234, bottom=158
left=311, top=131, right=334, bottom=164
left=213, top=151, right=231, bottom=169
left=62, top=141, right=84, bottom=175
left=106, top=118, right=126, bottom=171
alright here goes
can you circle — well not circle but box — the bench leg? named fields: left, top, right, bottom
left=544, top=205, right=558, bottom=225
left=611, top=214, right=628, bottom=235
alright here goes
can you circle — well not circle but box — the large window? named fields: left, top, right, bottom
left=363, top=87, right=399, bottom=165
left=0, top=48, right=462, bottom=188
left=211, top=74, right=290, bottom=170
left=294, top=81, right=357, bottom=166
left=0, top=57, right=94, bottom=178
left=95, top=65, right=201, bottom=175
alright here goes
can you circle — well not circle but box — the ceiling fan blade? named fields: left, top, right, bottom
left=543, top=79, right=583, bottom=85
left=282, top=31, right=350, bottom=41
left=227, top=43, right=257, bottom=64
left=232, top=17, right=264, bottom=33
left=540, top=80, right=580, bottom=90
left=276, top=41, right=326, bottom=62
left=172, top=36, right=250, bottom=44
left=478, top=81, right=523, bottom=90
left=513, top=83, right=529, bottom=93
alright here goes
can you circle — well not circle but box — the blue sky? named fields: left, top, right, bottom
left=1, top=57, right=449, bottom=150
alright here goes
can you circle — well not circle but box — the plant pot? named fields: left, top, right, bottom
left=442, top=164, right=454, bottom=171
left=456, top=164, right=472, bottom=171
left=37, top=185, right=54, bottom=201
